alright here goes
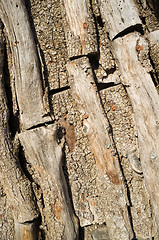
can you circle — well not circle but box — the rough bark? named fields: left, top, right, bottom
left=0, top=0, right=159, bottom=239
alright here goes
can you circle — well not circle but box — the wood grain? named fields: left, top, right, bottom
left=0, top=0, right=52, bottom=130
left=19, top=125, right=79, bottom=240
left=99, top=0, right=142, bottom=40
left=113, top=32, right=159, bottom=227
left=60, top=0, right=98, bottom=57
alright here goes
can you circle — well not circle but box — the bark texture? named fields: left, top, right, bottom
left=0, top=0, right=159, bottom=239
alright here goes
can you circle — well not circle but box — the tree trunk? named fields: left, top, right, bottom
left=0, top=0, right=159, bottom=239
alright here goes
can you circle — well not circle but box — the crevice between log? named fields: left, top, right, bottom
left=112, top=24, right=144, bottom=41
left=26, top=120, right=54, bottom=131
left=96, top=74, right=136, bottom=239
left=49, top=86, right=70, bottom=95
left=3, top=38, right=20, bottom=138
left=103, top=95, right=135, bottom=236
left=97, top=82, right=121, bottom=91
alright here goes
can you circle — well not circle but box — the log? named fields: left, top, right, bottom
left=99, top=0, right=142, bottom=40
left=67, top=57, right=120, bottom=184
left=18, top=125, right=79, bottom=240
left=149, top=30, right=159, bottom=44
left=0, top=1, right=79, bottom=238
left=0, top=0, right=52, bottom=130
left=113, top=32, right=159, bottom=228
left=66, top=57, right=135, bottom=238
left=0, top=20, right=39, bottom=240
left=60, top=0, right=98, bottom=58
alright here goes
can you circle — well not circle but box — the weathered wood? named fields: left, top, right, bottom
left=0, top=0, right=52, bottom=130
left=67, top=57, right=120, bottom=184
left=1, top=1, right=79, bottom=238
left=15, top=221, right=39, bottom=240
left=149, top=30, right=159, bottom=44
left=67, top=57, right=135, bottom=238
left=60, top=0, right=98, bottom=58
left=18, top=125, right=79, bottom=240
left=0, top=21, right=39, bottom=240
left=113, top=32, right=159, bottom=228
left=99, top=0, right=142, bottom=40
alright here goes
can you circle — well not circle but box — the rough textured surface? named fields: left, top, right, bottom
left=60, top=0, right=98, bottom=57
left=26, top=0, right=69, bottom=90
left=0, top=19, right=39, bottom=240
left=0, top=0, right=159, bottom=239
left=0, top=185, right=14, bottom=240
left=113, top=32, right=159, bottom=232
left=0, top=0, right=52, bottom=130
left=67, top=57, right=121, bottom=184
left=99, top=84, right=157, bottom=239
left=148, top=30, right=159, bottom=93
left=99, top=0, right=142, bottom=40
left=19, top=125, right=79, bottom=240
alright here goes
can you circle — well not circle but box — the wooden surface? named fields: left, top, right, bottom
left=67, top=56, right=135, bottom=238
left=99, top=0, right=142, bottom=40
left=113, top=32, right=159, bottom=228
left=19, top=125, right=79, bottom=240
left=67, top=57, right=120, bottom=184
left=0, top=20, right=39, bottom=240
left=0, top=0, right=159, bottom=238
left=0, top=0, right=52, bottom=130
left=60, top=0, right=98, bottom=58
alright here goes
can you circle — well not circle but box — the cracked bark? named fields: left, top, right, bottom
left=0, top=0, right=159, bottom=239
left=0, top=0, right=79, bottom=239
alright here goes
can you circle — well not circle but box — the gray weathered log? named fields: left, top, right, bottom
left=0, top=20, right=39, bottom=240
left=60, top=0, right=98, bottom=58
left=18, top=125, right=79, bottom=240
left=99, top=1, right=159, bottom=229
left=113, top=32, right=159, bottom=229
left=0, top=0, right=52, bottom=130
left=0, top=1, right=79, bottom=239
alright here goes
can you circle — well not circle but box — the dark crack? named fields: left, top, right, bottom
left=112, top=24, right=144, bottom=40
